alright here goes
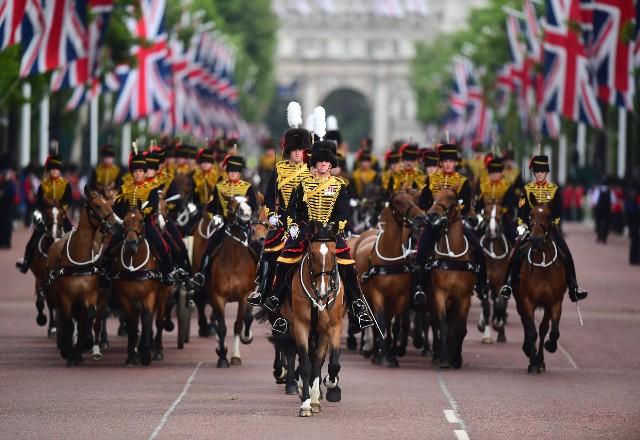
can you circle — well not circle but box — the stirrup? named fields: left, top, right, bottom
left=499, top=284, right=512, bottom=300
left=272, top=317, right=288, bottom=334
left=413, top=289, right=427, bottom=305
left=263, top=295, right=281, bottom=312
left=16, top=259, right=29, bottom=273
left=350, top=298, right=368, bottom=316
left=357, top=313, right=374, bottom=330
left=569, top=286, right=588, bottom=302
left=193, top=272, right=205, bottom=287
left=247, top=290, right=263, bottom=306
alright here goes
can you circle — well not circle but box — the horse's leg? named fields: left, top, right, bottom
left=273, top=344, right=285, bottom=383
left=371, top=311, right=387, bottom=366
left=91, top=311, right=104, bottom=361
left=386, top=316, right=400, bottom=368
left=294, top=324, right=313, bottom=417
left=59, top=297, right=74, bottom=361
left=231, top=300, right=245, bottom=365
left=70, top=304, right=87, bottom=367
left=153, top=288, right=167, bottom=361
left=324, top=325, right=342, bottom=403
left=35, top=279, right=47, bottom=327
left=396, top=308, right=410, bottom=358
left=519, top=300, right=538, bottom=373
left=197, top=302, right=214, bottom=337
left=121, top=300, right=139, bottom=366
left=47, top=302, right=57, bottom=337
left=544, top=300, right=562, bottom=354
left=413, top=307, right=425, bottom=349
left=241, top=303, right=254, bottom=344
left=284, top=337, right=298, bottom=395
left=451, top=295, right=471, bottom=369
left=310, top=333, right=328, bottom=414
left=138, top=291, right=156, bottom=366
left=492, top=292, right=508, bottom=343
left=361, top=326, right=374, bottom=357
left=433, top=290, right=450, bottom=369
left=212, top=297, right=229, bottom=368
left=480, top=294, right=493, bottom=344
left=535, top=307, right=551, bottom=373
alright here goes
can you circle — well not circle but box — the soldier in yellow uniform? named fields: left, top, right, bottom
left=193, top=155, right=258, bottom=286
left=414, top=143, right=488, bottom=304
left=422, top=148, right=440, bottom=176
left=192, top=148, right=219, bottom=209
left=261, top=141, right=374, bottom=334
left=16, top=154, right=73, bottom=273
left=381, top=149, right=402, bottom=191
left=88, top=144, right=122, bottom=190
left=349, top=149, right=379, bottom=199
left=247, top=125, right=311, bottom=306
left=499, top=155, right=587, bottom=302
left=389, top=143, right=425, bottom=191
left=474, top=156, right=518, bottom=243
left=501, top=149, right=524, bottom=197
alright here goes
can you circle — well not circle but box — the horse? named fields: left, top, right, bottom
left=353, top=190, right=425, bottom=367
left=514, top=194, right=567, bottom=373
left=425, top=189, right=477, bottom=369
left=169, top=172, right=198, bottom=235
left=45, top=187, right=119, bottom=366
left=111, top=207, right=171, bottom=366
left=476, top=199, right=510, bottom=343
left=279, top=222, right=345, bottom=417
left=29, top=197, right=66, bottom=337
left=203, top=196, right=257, bottom=368
left=349, top=184, right=386, bottom=235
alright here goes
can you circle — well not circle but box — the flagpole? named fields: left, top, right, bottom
left=617, top=107, right=626, bottom=178
left=576, top=122, right=586, bottom=168
left=121, top=123, right=131, bottom=166
left=39, top=94, right=50, bottom=165
left=558, top=130, right=567, bottom=184
left=90, top=94, right=99, bottom=166
left=19, top=83, right=31, bottom=169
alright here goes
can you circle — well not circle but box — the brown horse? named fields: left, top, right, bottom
left=204, top=196, right=257, bottom=368
left=29, top=197, right=66, bottom=336
left=354, top=190, right=425, bottom=367
left=514, top=195, right=567, bottom=373
left=279, top=222, right=345, bottom=417
left=111, top=208, right=171, bottom=366
left=476, top=198, right=510, bottom=344
left=46, top=187, right=118, bottom=366
left=426, top=189, right=476, bottom=369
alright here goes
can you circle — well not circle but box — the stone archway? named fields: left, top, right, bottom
left=320, top=88, right=371, bottom=152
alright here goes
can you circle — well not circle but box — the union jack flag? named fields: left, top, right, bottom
left=542, top=0, right=603, bottom=128
left=113, top=0, right=171, bottom=123
left=0, top=0, right=26, bottom=49
left=464, top=69, right=493, bottom=146
left=20, top=0, right=88, bottom=78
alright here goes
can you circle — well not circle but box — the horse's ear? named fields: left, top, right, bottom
left=529, top=191, right=538, bottom=207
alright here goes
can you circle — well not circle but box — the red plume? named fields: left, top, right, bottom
left=484, top=153, right=494, bottom=167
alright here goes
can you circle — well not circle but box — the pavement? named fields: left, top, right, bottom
left=0, top=223, right=639, bottom=440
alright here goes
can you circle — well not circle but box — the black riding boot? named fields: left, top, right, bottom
left=553, top=229, right=588, bottom=302
left=413, top=268, right=427, bottom=305
left=247, top=254, right=275, bottom=306
left=16, top=230, right=42, bottom=273
left=500, top=246, right=525, bottom=299
left=339, top=265, right=374, bottom=331
left=263, top=262, right=293, bottom=313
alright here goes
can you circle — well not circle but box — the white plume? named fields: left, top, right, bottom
left=312, top=106, right=326, bottom=140
left=305, top=114, right=314, bottom=131
left=286, top=101, right=302, bottom=129
left=326, top=115, right=338, bottom=131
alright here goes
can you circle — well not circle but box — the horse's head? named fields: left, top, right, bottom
left=42, top=199, right=65, bottom=239
left=307, top=222, right=338, bottom=301
left=84, top=185, right=120, bottom=234
left=528, top=193, right=551, bottom=250
left=226, top=195, right=252, bottom=226
left=123, top=208, right=145, bottom=254
left=426, top=189, right=460, bottom=229
left=97, top=183, right=117, bottom=202
left=482, top=198, right=504, bottom=239
left=388, top=189, right=426, bottom=229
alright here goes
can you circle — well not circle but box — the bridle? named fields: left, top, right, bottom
left=388, top=192, right=421, bottom=228
left=85, top=197, right=119, bottom=233
left=299, top=240, right=341, bottom=311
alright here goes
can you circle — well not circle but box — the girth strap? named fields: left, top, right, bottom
left=361, top=264, right=414, bottom=282
left=426, top=259, right=478, bottom=273
left=110, top=270, right=164, bottom=282
left=49, top=265, right=101, bottom=282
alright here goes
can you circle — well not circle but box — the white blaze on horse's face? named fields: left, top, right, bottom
left=234, top=196, right=252, bottom=223
left=319, top=243, right=328, bottom=297
left=51, top=207, right=59, bottom=238
left=489, top=204, right=497, bottom=238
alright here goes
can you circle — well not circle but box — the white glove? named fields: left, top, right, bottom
left=212, top=214, right=224, bottom=227
left=157, top=214, right=166, bottom=230
left=517, top=224, right=528, bottom=237
left=349, top=198, right=358, bottom=208
left=187, top=202, right=197, bottom=214
left=475, top=213, right=484, bottom=226
left=288, top=224, right=299, bottom=239
left=268, top=214, right=280, bottom=227
left=32, top=210, right=43, bottom=224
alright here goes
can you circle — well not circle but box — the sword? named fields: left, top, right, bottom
left=354, top=276, right=384, bottom=339
left=576, top=302, right=584, bottom=327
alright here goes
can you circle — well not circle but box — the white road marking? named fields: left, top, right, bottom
left=558, top=343, right=578, bottom=369
left=454, top=429, right=471, bottom=440
left=148, top=361, right=202, bottom=440
left=444, top=409, right=459, bottom=424
left=438, top=374, right=466, bottom=431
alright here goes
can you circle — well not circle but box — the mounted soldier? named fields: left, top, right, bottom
left=16, top=152, right=73, bottom=273
left=389, top=143, right=425, bottom=191
left=499, top=154, right=588, bottom=303
left=349, top=148, right=379, bottom=199
left=422, top=148, right=440, bottom=177
left=88, top=144, right=123, bottom=191
left=414, top=143, right=488, bottom=304
left=381, top=149, right=402, bottom=192
left=261, top=125, right=374, bottom=335
left=247, top=101, right=311, bottom=307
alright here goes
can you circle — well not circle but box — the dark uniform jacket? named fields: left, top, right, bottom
left=419, top=170, right=471, bottom=215
left=287, top=175, right=349, bottom=233
left=38, top=176, right=72, bottom=210
left=518, top=181, right=562, bottom=225
left=206, top=179, right=258, bottom=218
left=264, top=160, right=311, bottom=219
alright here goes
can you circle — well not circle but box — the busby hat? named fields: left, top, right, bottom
left=283, top=128, right=311, bottom=154
left=99, top=144, right=116, bottom=158
left=486, top=156, right=504, bottom=173
left=422, top=148, right=439, bottom=167
left=400, top=143, right=420, bottom=161
left=385, top=149, right=401, bottom=166
left=144, top=151, right=161, bottom=171
left=149, top=143, right=165, bottom=163
left=196, top=148, right=215, bottom=164
left=309, top=141, right=337, bottom=167
left=529, top=155, right=550, bottom=173
left=356, top=148, right=372, bottom=163
left=175, top=144, right=190, bottom=159
left=438, top=143, right=460, bottom=161
left=45, top=154, right=63, bottom=171
left=224, top=155, right=245, bottom=172
left=129, top=153, right=147, bottom=173
left=325, top=130, right=342, bottom=146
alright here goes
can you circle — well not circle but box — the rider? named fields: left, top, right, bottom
left=16, top=153, right=73, bottom=273
left=381, top=149, right=402, bottom=191
left=192, top=148, right=220, bottom=210
left=193, top=155, right=259, bottom=288
left=389, top=143, right=426, bottom=191
left=414, top=143, right=489, bottom=304
left=110, top=151, right=175, bottom=284
left=247, top=126, right=312, bottom=306
left=501, top=149, right=524, bottom=197
left=474, top=155, right=518, bottom=243
left=499, top=154, right=588, bottom=302
left=88, top=144, right=122, bottom=189
left=262, top=141, right=375, bottom=334
left=422, top=148, right=440, bottom=177
left=349, top=149, right=379, bottom=199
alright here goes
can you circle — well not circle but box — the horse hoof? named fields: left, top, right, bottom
left=325, top=386, right=341, bottom=402
left=371, top=356, right=383, bottom=366
left=100, top=340, right=110, bottom=351
left=422, top=348, right=433, bottom=358
left=164, top=320, right=175, bottom=332
left=240, top=332, right=253, bottom=345
left=47, top=328, right=57, bottom=338
left=125, top=356, right=138, bottom=367
left=230, top=356, right=242, bottom=366
left=140, top=351, right=151, bottom=366
left=396, top=347, right=406, bottom=358
left=299, top=408, right=313, bottom=417
left=482, top=336, right=493, bottom=344
left=361, top=350, right=373, bottom=359
left=544, top=340, right=557, bottom=353
left=217, top=358, right=229, bottom=368
left=439, top=361, right=451, bottom=370
left=451, top=357, right=462, bottom=369
left=36, top=314, right=47, bottom=326
left=497, top=333, right=506, bottom=343
left=492, top=318, right=504, bottom=331
left=153, top=352, right=164, bottom=361
left=311, top=403, right=321, bottom=413
left=285, top=384, right=298, bottom=395
left=527, top=364, right=536, bottom=374
left=386, top=357, right=399, bottom=368
left=346, top=335, right=357, bottom=351
left=92, top=346, right=103, bottom=361
left=413, top=336, right=424, bottom=349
